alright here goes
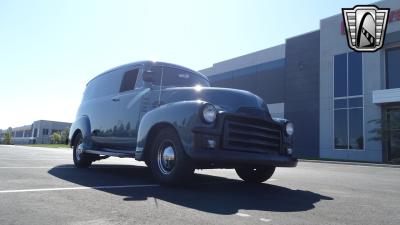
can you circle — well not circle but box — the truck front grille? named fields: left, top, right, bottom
left=223, top=116, right=282, bottom=154
left=237, top=107, right=268, bottom=118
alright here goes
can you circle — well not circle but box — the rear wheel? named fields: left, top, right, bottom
left=235, top=166, right=276, bottom=183
left=73, top=133, right=93, bottom=168
left=149, top=127, right=194, bottom=185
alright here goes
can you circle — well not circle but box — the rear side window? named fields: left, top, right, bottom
left=120, top=68, right=139, bottom=93
left=84, top=68, right=124, bottom=100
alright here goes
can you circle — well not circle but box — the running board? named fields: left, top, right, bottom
left=83, top=149, right=135, bottom=158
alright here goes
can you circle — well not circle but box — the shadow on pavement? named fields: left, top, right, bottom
left=48, top=164, right=333, bottom=215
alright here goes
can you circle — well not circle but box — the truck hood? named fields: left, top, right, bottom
left=160, top=87, right=271, bottom=118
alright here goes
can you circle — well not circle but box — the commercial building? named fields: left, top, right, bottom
left=200, top=0, right=400, bottom=162
left=0, top=120, right=71, bottom=145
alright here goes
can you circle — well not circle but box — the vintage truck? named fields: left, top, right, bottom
left=69, top=61, right=297, bottom=185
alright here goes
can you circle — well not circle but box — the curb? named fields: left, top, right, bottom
left=13, top=145, right=71, bottom=151
left=299, top=159, right=400, bottom=168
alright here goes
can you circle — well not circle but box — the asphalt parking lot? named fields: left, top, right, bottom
left=0, top=145, right=399, bottom=225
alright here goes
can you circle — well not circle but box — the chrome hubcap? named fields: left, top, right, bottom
left=76, top=143, right=84, bottom=161
left=157, top=141, right=176, bottom=175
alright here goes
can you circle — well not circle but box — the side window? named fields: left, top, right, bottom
left=148, top=66, right=163, bottom=86
left=84, top=69, right=124, bottom=100
left=120, top=68, right=139, bottom=92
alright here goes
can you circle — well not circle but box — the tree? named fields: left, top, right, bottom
left=50, top=132, right=61, bottom=144
left=369, top=117, right=400, bottom=142
left=369, top=116, right=400, bottom=163
left=3, top=132, right=12, bottom=145
left=60, top=128, right=69, bottom=145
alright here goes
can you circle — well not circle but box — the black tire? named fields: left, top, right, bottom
left=235, top=166, right=276, bottom=183
left=149, top=127, right=194, bottom=185
left=73, top=133, right=93, bottom=168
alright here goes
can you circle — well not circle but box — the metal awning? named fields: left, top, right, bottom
left=372, top=88, right=400, bottom=104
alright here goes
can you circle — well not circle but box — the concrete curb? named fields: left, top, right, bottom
left=299, top=159, right=400, bottom=168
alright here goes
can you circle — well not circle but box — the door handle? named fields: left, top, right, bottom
left=112, top=98, right=120, bottom=102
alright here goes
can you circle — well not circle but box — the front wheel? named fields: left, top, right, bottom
left=235, top=166, right=276, bottom=183
left=149, top=127, right=194, bottom=185
left=73, top=133, right=93, bottom=168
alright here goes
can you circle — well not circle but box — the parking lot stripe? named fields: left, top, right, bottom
left=0, top=158, right=69, bottom=161
left=260, top=218, right=272, bottom=222
left=0, top=166, right=75, bottom=169
left=235, top=213, right=251, bottom=217
left=0, top=184, right=160, bottom=194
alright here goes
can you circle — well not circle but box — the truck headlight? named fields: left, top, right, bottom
left=285, top=122, right=294, bottom=136
left=201, top=103, right=217, bottom=123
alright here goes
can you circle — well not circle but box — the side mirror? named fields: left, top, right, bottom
left=143, top=71, right=154, bottom=83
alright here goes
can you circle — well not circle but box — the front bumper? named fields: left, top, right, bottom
left=189, top=148, right=298, bottom=167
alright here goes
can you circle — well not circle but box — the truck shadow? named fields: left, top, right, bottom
left=48, top=164, right=333, bottom=215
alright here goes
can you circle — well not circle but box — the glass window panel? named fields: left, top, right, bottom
left=334, top=99, right=347, bottom=109
left=146, top=66, right=162, bottom=86
left=334, top=109, right=348, bottom=149
left=348, top=52, right=363, bottom=96
left=334, top=53, right=347, bottom=97
left=24, top=130, right=32, bottom=137
left=386, top=48, right=400, bottom=89
left=162, top=67, right=210, bottom=87
left=348, top=97, right=363, bottom=108
left=88, top=69, right=124, bottom=99
left=120, top=69, right=139, bottom=93
left=388, top=109, right=400, bottom=161
left=349, top=108, right=364, bottom=150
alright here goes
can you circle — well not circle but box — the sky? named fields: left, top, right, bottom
left=0, top=0, right=375, bottom=129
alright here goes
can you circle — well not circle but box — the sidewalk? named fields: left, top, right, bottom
left=300, top=159, right=400, bottom=168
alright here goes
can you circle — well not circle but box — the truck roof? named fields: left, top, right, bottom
left=87, top=60, right=208, bottom=86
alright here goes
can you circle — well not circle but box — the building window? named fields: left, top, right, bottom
left=15, top=130, right=24, bottom=137
left=24, top=130, right=32, bottom=137
left=33, top=129, right=38, bottom=137
left=386, top=47, right=400, bottom=89
left=42, top=129, right=49, bottom=136
left=334, top=52, right=364, bottom=150
left=51, top=130, right=61, bottom=134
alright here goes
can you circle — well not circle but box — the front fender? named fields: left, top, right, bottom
left=135, top=100, right=208, bottom=161
left=69, top=115, right=92, bottom=149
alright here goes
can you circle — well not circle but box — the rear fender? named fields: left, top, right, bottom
left=69, top=116, right=92, bottom=149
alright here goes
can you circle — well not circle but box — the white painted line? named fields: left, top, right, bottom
left=0, top=166, right=144, bottom=169
left=0, top=158, right=69, bottom=161
left=0, top=184, right=160, bottom=194
left=235, top=213, right=251, bottom=217
left=260, top=218, right=272, bottom=222
left=0, top=166, right=75, bottom=169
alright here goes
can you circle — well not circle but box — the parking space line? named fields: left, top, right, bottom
left=0, top=166, right=75, bottom=169
left=0, top=158, right=70, bottom=161
left=0, top=166, right=139, bottom=169
left=235, top=213, right=251, bottom=217
left=260, top=218, right=272, bottom=222
left=0, top=184, right=160, bottom=194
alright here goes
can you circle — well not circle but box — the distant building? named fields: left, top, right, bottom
left=0, top=120, right=71, bottom=145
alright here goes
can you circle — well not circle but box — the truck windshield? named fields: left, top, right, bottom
left=150, top=66, right=210, bottom=87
